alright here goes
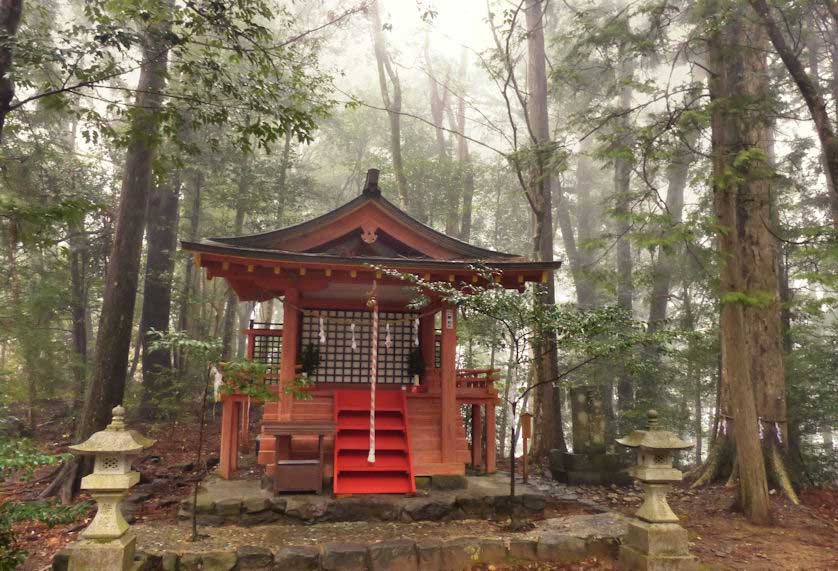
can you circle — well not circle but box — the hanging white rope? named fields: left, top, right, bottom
left=351, top=322, right=357, bottom=351
left=368, top=294, right=379, bottom=464
left=211, top=365, right=224, bottom=402
left=319, top=316, right=326, bottom=344
left=385, top=322, right=392, bottom=349
left=413, top=318, right=419, bottom=346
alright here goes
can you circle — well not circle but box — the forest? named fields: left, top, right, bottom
left=0, top=0, right=837, bottom=569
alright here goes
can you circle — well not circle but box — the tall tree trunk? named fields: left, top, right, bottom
left=454, top=50, right=475, bottom=241
left=139, top=175, right=181, bottom=419
left=222, top=166, right=247, bottom=360
left=803, top=17, right=838, bottom=225
left=683, top=286, right=702, bottom=463
left=68, top=220, right=88, bottom=414
left=75, top=13, right=170, bottom=444
left=693, top=2, right=791, bottom=523
left=237, top=301, right=254, bottom=358
left=572, top=147, right=599, bottom=309
left=369, top=0, right=409, bottom=211
left=177, top=170, right=203, bottom=341
left=0, top=0, right=22, bottom=142
left=647, top=134, right=695, bottom=329
left=65, top=117, right=89, bottom=417
left=748, top=0, right=838, bottom=216
left=613, top=57, right=635, bottom=414
left=424, top=40, right=458, bottom=235
left=525, top=0, right=565, bottom=457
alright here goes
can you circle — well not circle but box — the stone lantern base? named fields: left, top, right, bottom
left=68, top=531, right=139, bottom=571
left=618, top=520, right=698, bottom=571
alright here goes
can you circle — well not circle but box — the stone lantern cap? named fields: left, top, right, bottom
left=616, top=410, right=692, bottom=451
left=69, top=406, right=156, bottom=455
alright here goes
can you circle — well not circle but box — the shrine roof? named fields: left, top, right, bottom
left=181, top=169, right=561, bottom=286
left=181, top=239, right=561, bottom=273
left=182, top=169, right=559, bottom=271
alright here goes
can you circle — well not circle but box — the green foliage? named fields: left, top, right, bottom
left=298, top=343, right=321, bottom=376
left=219, top=360, right=275, bottom=402
left=0, top=439, right=64, bottom=482
left=0, top=442, right=75, bottom=569
left=720, top=290, right=775, bottom=308
left=406, top=348, right=426, bottom=378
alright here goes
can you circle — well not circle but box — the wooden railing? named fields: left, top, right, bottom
left=456, top=368, right=500, bottom=390
left=421, top=368, right=500, bottom=398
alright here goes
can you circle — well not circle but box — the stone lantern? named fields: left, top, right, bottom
left=67, top=406, right=155, bottom=571
left=616, top=410, right=697, bottom=570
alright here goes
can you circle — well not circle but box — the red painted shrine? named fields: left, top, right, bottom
left=182, top=169, right=561, bottom=494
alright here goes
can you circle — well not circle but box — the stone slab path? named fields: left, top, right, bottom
left=125, top=513, right=628, bottom=570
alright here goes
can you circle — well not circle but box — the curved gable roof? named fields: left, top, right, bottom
left=207, top=182, right=522, bottom=262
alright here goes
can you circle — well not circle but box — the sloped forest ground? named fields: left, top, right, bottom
left=2, top=402, right=837, bottom=570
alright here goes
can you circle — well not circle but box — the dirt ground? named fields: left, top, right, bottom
left=3, top=406, right=837, bottom=570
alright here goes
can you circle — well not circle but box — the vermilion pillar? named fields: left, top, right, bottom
left=278, top=288, right=301, bottom=420
left=259, top=289, right=299, bottom=475
left=440, top=305, right=457, bottom=462
left=219, top=396, right=240, bottom=479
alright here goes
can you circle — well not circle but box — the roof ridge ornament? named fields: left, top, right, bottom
left=362, top=168, right=381, bottom=197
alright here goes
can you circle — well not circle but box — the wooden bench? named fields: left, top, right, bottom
left=263, top=421, right=336, bottom=494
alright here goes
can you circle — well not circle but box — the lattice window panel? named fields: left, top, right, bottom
left=251, top=333, right=282, bottom=384
left=301, top=310, right=417, bottom=384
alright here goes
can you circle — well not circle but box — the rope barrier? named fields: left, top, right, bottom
left=368, top=283, right=378, bottom=464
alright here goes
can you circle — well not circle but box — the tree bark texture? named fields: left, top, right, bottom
left=705, top=2, right=782, bottom=523
left=525, top=0, right=565, bottom=457
left=139, top=177, right=180, bottom=418
left=75, top=15, right=169, bottom=442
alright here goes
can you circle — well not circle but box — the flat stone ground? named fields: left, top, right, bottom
left=134, top=512, right=624, bottom=555
left=194, top=472, right=545, bottom=507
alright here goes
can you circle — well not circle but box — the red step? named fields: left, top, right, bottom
left=333, top=389, right=416, bottom=495
left=337, top=451, right=410, bottom=471
left=337, top=411, right=405, bottom=431
left=333, top=472, right=413, bottom=494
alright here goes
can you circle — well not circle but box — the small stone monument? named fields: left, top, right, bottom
left=67, top=406, right=155, bottom=571
left=616, top=410, right=698, bottom=571
left=550, top=385, right=629, bottom=485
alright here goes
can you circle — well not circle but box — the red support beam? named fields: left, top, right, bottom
left=440, top=305, right=457, bottom=462
left=219, top=396, right=240, bottom=479
left=278, top=289, right=300, bottom=420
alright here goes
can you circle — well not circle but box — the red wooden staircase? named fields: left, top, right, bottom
left=333, top=389, right=416, bottom=494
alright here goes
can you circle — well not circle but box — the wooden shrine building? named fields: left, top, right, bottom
left=182, top=169, right=561, bottom=494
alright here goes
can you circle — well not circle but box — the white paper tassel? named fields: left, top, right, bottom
left=385, top=322, right=392, bottom=348
left=351, top=322, right=357, bottom=350
left=758, top=418, right=765, bottom=440
left=319, top=316, right=326, bottom=344
left=721, top=418, right=727, bottom=436
left=775, top=421, right=783, bottom=444
left=413, top=318, right=419, bottom=346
